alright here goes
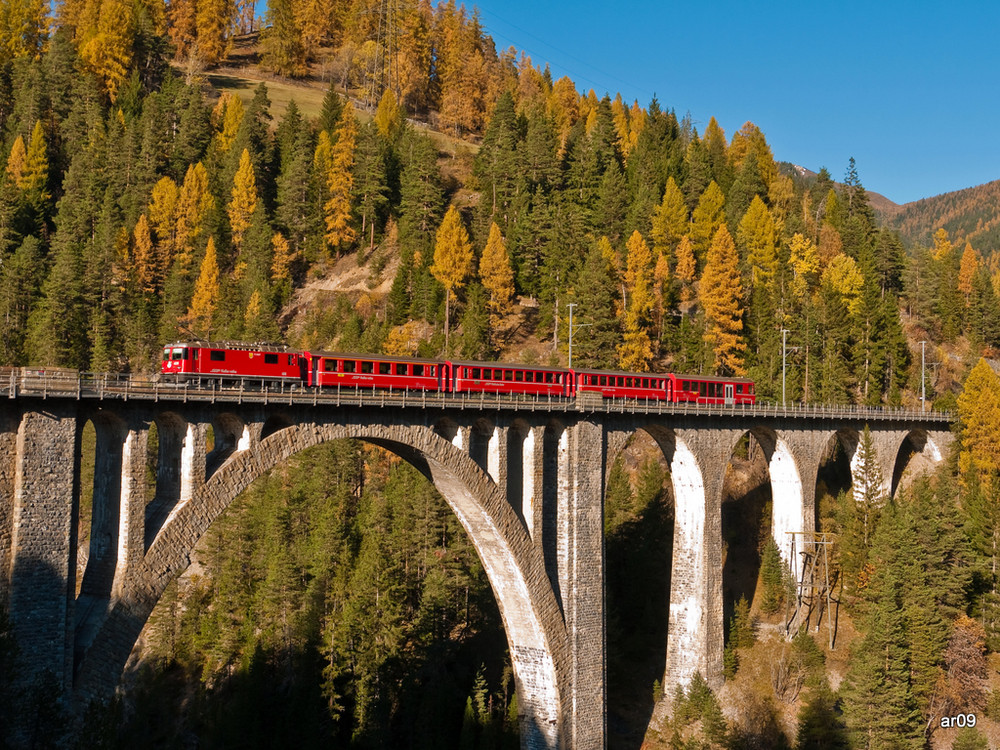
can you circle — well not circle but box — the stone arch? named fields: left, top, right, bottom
left=260, top=413, right=292, bottom=442
left=748, top=428, right=809, bottom=577
left=469, top=417, right=495, bottom=477
left=713, top=429, right=774, bottom=618
left=433, top=417, right=461, bottom=447
left=542, top=420, right=568, bottom=614
left=74, top=410, right=128, bottom=664
left=607, top=425, right=710, bottom=692
left=76, top=411, right=127, bottom=599
left=816, top=428, right=861, bottom=512
left=890, top=428, right=946, bottom=497
left=73, top=421, right=568, bottom=750
left=144, top=411, right=189, bottom=550
left=601, top=426, right=675, bottom=739
left=206, top=412, right=248, bottom=478
left=506, top=419, right=531, bottom=531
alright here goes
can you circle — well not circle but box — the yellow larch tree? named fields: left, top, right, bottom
left=617, top=230, right=655, bottom=372
left=374, top=88, right=404, bottom=141
left=959, top=242, right=979, bottom=306
left=788, top=233, right=820, bottom=302
left=318, top=105, right=357, bottom=255
left=651, top=177, right=688, bottom=255
left=652, top=249, right=671, bottom=339
left=690, top=181, right=726, bottom=264
left=957, top=358, right=1000, bottom=477
left=148, top=176, right=179, bottom=281
left=132, top=214, right=156, bottom=292
left=548, top=76, right=579, bottom=148
left=77, top=0, right=136, bottom=100
left=228, top=148, right=257, bottom=250
left=479, top=222, right=515, bottom=337
left=0, top=0, right=48, bottom=62
left=611, top=94, right=631, bottom=158
left=195, top=0, right=231, bottom=64
left=271, top=232, right=296, bottom=284
left=699, top=224, right=746, bottom=375
left=768, top=173, right=796, bottom=221
left=675, top=235, right=696, bottom=303
left=737, top=195, right=778, bottom=288
left=21, top=119, right=48, bottom=204
left=628, top=100, right=646, bottom=150
left=214, top=92, right=244, bottom=153
left=818, top=222, right=843, bottom=267
left=166, top=0, right=197, bottom=59
left=728, top=121, right=777, bottom=189
left=431, top=205, right=473, bottom=352
left=244, top=288, right=263, bottom=335
left=932, top=227, right=953, bottom=262
left=188, top=237, right=220, bottom=338
left=5, top=135, right=26, bottom=186
left=175, top=162, right=215, bottom=274
left=822, top=254, right=864, bottom=317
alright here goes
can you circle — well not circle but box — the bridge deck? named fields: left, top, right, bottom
left=1, top=370, right=954, bottom=422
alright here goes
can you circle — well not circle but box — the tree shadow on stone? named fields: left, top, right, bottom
left=606, top=477, right=673, bottom=750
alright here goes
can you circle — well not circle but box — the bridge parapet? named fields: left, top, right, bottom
left=0, top=369, right=955, bottom=424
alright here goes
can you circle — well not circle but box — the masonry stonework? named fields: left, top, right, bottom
left=0, top=396, right=953, bottom=749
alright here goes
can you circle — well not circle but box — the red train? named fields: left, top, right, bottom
left=161, top=342, right=756, bottom=406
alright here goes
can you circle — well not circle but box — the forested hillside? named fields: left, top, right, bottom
left=885, top=180, right=1000, bottom=259
left=4, top=1, right=1000, bottom=748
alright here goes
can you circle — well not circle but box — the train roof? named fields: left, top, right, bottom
left=306, top=350, right=444, bottom=365
left=574, top=367, right=754, bottom=384
left=165, top=341, right=296, bottom=353
left=448, top=359, right=571, bottom=373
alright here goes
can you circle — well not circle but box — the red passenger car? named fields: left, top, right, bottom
left=668, top=374, right=755, bottom=405
left=574, top=369, right=670, bottom=400
left=305, top=352, right=447, bottom=391
left=450, top=361, right=572, bottom=397
left=161, top=342, right=304, bottom=383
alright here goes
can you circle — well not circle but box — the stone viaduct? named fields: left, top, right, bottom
left=0, top=374, right=953, bottom=749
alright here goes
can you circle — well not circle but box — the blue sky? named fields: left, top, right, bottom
left=469, top=0, right=999, bottom=205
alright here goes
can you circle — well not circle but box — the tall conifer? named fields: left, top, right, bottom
left=699, top=224, right=745, bottom=375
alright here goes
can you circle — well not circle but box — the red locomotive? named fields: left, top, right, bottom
left=161, top=342, right=756, bottom=406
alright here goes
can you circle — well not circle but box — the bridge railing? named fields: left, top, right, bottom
left=0, top=369, right=953, bottom=422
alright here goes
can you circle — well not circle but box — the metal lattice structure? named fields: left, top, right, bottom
left=785, top=531, right=839, bottom=649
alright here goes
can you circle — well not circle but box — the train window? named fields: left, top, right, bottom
left=162, top=349, right=169, bottom=361
left=324, top=359, right=336, bottom=372
left=361, top=361, right=373, bottom=374
left=428, top=366, right=435, bottom=376
left=288, top=355, right=295, bottom=366
left=515, top=370, right=524, bottom=382
left=699, top=382, right=706, bottom=396
left=504, top=370, right=512, bottom=381
left=264, top=353, right=278, bottom=364
left=344, top=361, right=356, bottom=373
left=210, top=350, right=225, bottom=361
left=379, top=362, right=391, bottom=374
left=472, top=368, right=480, bottom=379
left=545, top=372, right=553, bottom=384
left=396, top=363, right=407, bottom=375
left=413, top=365, right=424, bottom=377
